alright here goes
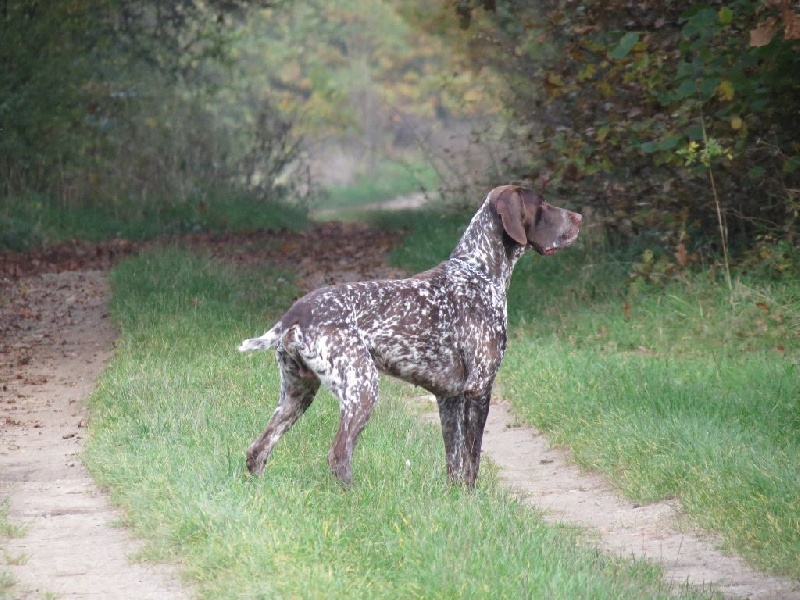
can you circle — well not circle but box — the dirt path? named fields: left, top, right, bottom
left=310, top=191, right=432, bottom=220
left=1, top=225, right=798, bottom=599
left=411, top=393, right=799, bottom=599
left=485, top=403, right=799, bottom=599
left=1, top=271, right=188, bottom=599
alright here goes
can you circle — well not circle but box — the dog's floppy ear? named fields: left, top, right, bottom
left=493, top=187, right=528, bottom=245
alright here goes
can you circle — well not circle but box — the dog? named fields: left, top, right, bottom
left=239, top=185, right=581, bottom=487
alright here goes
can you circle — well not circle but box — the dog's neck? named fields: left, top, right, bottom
left=450, top=198, right=527, bottom=292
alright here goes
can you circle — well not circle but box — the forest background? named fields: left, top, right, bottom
left=1, top=0, right=799, bottom=272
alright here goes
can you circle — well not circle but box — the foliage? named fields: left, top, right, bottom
left=0, top=0, right=304, bottom=244
left=321, top=159, right=438, bottom=209
left=110, top=0, right=275, bottom=79
left=0, top=1, right=94, bottom=180
left=431, top=0, right=800, bottom=265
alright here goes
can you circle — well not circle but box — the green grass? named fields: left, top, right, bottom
left=320, top=159, right=438, bottom=210
left=390, top=214, right=800, bottom=578
left=502, top=344, right=799, bottom=575
left=0, top=190, right=309, bottom=251
left=84, top=247, right=706, bottom=599
left=0, top=499, right=25, bottom=540
left=0, top=498, right=24, bottom=600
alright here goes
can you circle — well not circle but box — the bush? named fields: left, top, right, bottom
left=450, top=1, right=800, bottom=262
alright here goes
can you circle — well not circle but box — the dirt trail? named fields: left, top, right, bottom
left=1, top=224, right=798, bottom=599
left=1, top=271, right=187, bottom=599
left=481, top=402, right=798, bottom=598
left=410, top=393, right=799, bottom=599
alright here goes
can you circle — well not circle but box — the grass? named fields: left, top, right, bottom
left=502, top=343, right=799, bottom=574
left=0, top=498, right=25, bottom=599
left=83, top=247, right=706, bottom=599
left=0, top=500, right=25, bottom=540
left=389, top=214, right=800, bottom=578
left=320, top=159, right=438, bottom=210
left=33, top=194, right=794, bottom=592
left=0, top=189, right=309, bottom=252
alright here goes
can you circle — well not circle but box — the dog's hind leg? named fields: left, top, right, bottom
left=324, top=353, right=379, bottom=487
left=246, top=349, right=320, bottom=476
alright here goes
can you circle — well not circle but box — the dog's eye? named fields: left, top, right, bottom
left=534, top=208, right=544, bottom=227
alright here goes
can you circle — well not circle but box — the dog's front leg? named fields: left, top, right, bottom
left=437, top=391, right=491, bottom=487
left=462, top=391, right=491, bottom=487
left=437, top=395, right=466, bottom=484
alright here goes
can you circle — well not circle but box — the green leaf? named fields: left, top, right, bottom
left=699, top=77, right=720, bottom=101
left=640, top=141, right=659, bottom=154
left=610, top=32, right=640, bottom=60
left=718, top=7, right=733, bottom=25
left=659, top=135, right=681, bottom=151
left=782, top=156, right=800, bottom=173
left=686, top=125, right=704, bottom=140
left=682, top=8, right=718, bottom=36
left=676, top=78, right=697, bottom=99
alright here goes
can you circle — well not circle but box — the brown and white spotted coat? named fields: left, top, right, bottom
left=239, top=185, right=582, bottom=487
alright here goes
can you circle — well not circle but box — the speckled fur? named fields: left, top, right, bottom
left=239, top=185, right=582, bottom=487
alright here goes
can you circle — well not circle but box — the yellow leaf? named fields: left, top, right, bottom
left=717, top=80, right=735, bottom=101
left=578, top=64, right=596, bottom=81
left=731, top=116, right=743, bottom=130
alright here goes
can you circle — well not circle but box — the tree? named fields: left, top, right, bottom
left=1, top=0, right=296, bottom=212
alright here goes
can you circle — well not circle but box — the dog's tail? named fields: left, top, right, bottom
left=238, top=324, right=282, bottom=352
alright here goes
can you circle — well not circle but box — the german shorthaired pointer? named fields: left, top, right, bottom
left=239, top=185, right=581, bottom=487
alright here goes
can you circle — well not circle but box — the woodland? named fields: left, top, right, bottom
left=1, top=0, right=799, bottom=273
left=2, top=3, right=800, bottom=595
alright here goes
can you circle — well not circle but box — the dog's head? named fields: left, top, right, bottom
left=491, top=185, right=582, bottom=256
